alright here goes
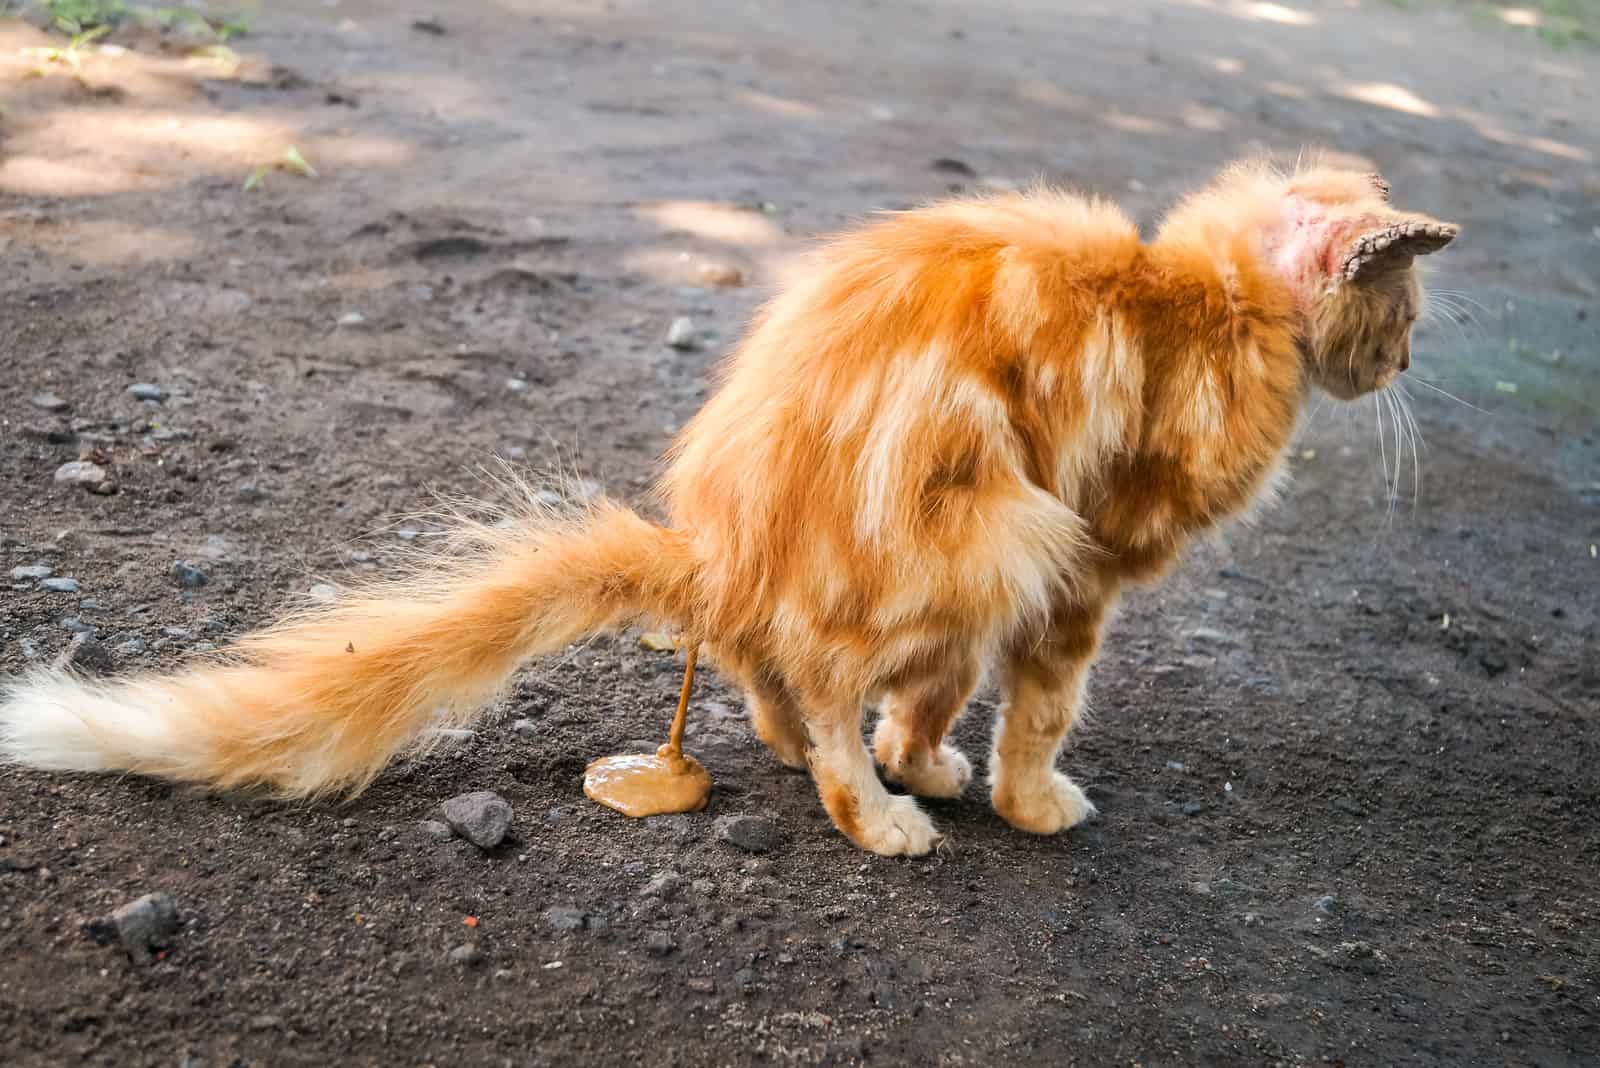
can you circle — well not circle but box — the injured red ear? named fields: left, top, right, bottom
left=1341, top=219, right=1459, bottom=282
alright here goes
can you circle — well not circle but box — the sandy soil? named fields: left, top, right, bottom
left=2, top=1, right=1597, bottom=1064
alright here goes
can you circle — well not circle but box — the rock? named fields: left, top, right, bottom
left=307, top=583, right=339, bottom=602
left=686, top=976, right=716, bottom=993
left=40, top=577, right=80, bottom=593
left=236, top=483, right=267, bottom=503
left=161, top=626, right=194, bottom=641
left=170, top=561, right=208, bottom=589
left=649, top=813, right=702, bottom=844
left=697, top=262, right=744, bottom=287
left=53, top=634, right=114, bottom=675
left=665, top=316, right=699, bottom=350
left=642, top=872, right=686, bottom=899
left=1186, top=627, right=1237, bottom=645
left=448, top=943, right=483, bottom=966
left=10, top=564, right=53, bottom=581
left=505, top=377, right=529, bottom=393
left=418, top=819, right=454, bottom=841
left=54, top=460, right=113, bottom=494
left=1165, top=761, right=1187, bottom=772
left=1312, top=895, right=1338, bottom=914
left=109, top=892, right=180, bottom=965
left=440, top=791, right=513, bottom=849
left=715, top=814, right=782, bottom=853
left=115, top=637, right=148, bottom=657
left=546, top=906, right=587, bottom=931
left=733, top=967, right=756, bottom=989
left=643, top=931, right=676, bottom=956
left=1181, top=802, right=1205, bottom=816
left=691, top=878, right=716, bottom=896
left=30, top=392, right=69, bottom=412
left=336, top=312, right=367, bottom=327
left=60, top=618, right=95, bottom=634
left=510, top=718, right=538, bottom=739
left=246, top=1014, right=284, bottom=1032
left=127, top=383, right=166, bottom=402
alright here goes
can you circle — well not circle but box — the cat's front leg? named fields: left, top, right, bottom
left=990, top=595, right=1114, bottom=834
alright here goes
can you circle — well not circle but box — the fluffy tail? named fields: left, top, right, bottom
left=0, top=500, right=699, bottom=796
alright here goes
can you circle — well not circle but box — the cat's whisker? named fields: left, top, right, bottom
left=1402, top=373, right=1489, bottom=413
left=1430, top=288, right=1493, bottom=317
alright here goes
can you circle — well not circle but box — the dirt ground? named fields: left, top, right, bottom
left=2, top=0, right=1597, bottom=1064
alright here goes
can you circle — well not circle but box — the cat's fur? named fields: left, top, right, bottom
left=0, top=159, right=1456, bottom=855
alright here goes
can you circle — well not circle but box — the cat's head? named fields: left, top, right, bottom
left=1279, top=170, right=1459, bottom=399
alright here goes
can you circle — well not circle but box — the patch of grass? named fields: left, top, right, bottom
left=1458, top=0, right=1598, bottom=49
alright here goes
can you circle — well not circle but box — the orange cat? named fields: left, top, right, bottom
left=0, top=159, right=1456, bottom=855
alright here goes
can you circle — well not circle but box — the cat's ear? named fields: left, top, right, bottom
left=1365, top=172, right=1391, bottom=201
left=1340, top=218, right=1458, bottom=282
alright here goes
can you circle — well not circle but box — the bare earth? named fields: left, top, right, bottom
left=2, top=1, right=1597, bottom=1064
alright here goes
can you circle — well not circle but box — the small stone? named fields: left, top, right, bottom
left=697, top=262, right=743, bottom=287
left=691, top=878, right=716, bottom=896
left=1186, top=627, right=1237, bottom=645
left=733, top=967, right=755, bottom=989
left=665, top=316, right=699, bottom=350
left=448, top=943, right=483, bottom=966
left=546, top=906, right=587, bottom=931
left=1165, top=761, right=1187, bottom=772
left=1190, top=881, right=1212, bottom=896
left=53, top=634, right=114, bottom=675
left=161, top=626, right=194, bottom=641
left=418, top=819, right=454, bottom=841
left=642, top=871, right=687, bottom=899
left=715, top=814, right=783, bottom=854
left=127, top=383, right=166, bottom=402
left=170, top=561, right=208, bottom=588
left=1312, top=895, right=1338, bottom=914
left=505, top=377, right=529, bottom=393
left=9, top=564, right=52, bottom=581
left=30, top=392, right=69, bottom=412
left=510, top=718, right=538, bottom=738
left=1181, top=802, right=1205, bottom=816
left=115, top=638, right=148, bottom=657
left=108, top=892, right=180, bottom=965
left=686, top=976, right=716, bottom=993
left=308, top=583, right=339, bottom=602
left=60, top=618, right=95, bottom=634
left=336, top=311, right=367, bottom=327
left=40, top=577, right=80, bottom=593
left=395, top=528, right=421, bottom=541
left=236, top=483, right=267, bottom=503
left=440, top=790, right=513, bottom=849
left=54, top=460, right=113, bottom=493
left=247, top=1014, right=283, bottom=1032
left=643, top=931, right=676, bottom=956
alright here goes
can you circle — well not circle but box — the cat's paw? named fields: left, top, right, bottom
left=993, top=771, right=1096, bottom=835
left=856, top=793, right=941, bottom=856
left=872, top=719, right=971, bottom=798
left=876, top=739, right=972, bottom=798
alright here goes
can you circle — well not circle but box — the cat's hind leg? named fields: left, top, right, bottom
left=872, top=659, right=978, bottom=798
left=804, top=689, right=940, bottom=856
left=990, top=595, right=1114, bottom=834
left=746, top=681, right=808, bottom=770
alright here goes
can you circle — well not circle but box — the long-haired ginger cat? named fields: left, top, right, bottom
left=1, top=159, right=1456, bottom=856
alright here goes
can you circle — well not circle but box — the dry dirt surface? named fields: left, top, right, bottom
left=2, top=1, right=1598, bottom=1065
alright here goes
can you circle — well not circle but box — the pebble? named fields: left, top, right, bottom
left=308, top=583, right=339, bottom=602
left=1165, top=761, right=1187, bottom=772
left=691, top=878, right=717, bottom=896
left=170, top=561, right=208, bottom=588
left=440, top=790, right=513, bottom=849
left=30, top=392, right=70, bottom=411
left=236, top=483, right=267, bottom=503
left=9, top=564, right=52, bottom=581
left=54, top=460, right=114, bottom=494
left=686, top=976, right=716, bottom=993
left=546, top=906, right=587, bottom=931
left=127, top=383, right=166, bottom=402
left=697, top=262, right=744, bottom=287
left=1181, top=802, right=1205, bottom=816
left=40, top=577, right=80, bottom=593
left=448, top=943, right=483, bottom=966
left=162, top=626, right=194, bottom=641
left=60, top=618, right=95, bottom=634
left=510, top=718, right=538, bottom=738
left=642, top=871, right=686, bottom=899
left=116, top=637, right=149, bottom=656
left=418, top=819, right=454, bottom=841
left=109, top=892, right=180, bottom=965
left=665, top=316, right=699, bottom=350
left=643, top=931, right=676, bottom=956
left=1186, top=627, right=1237, bottom=645
left=715, top=814, right=782, bottom=853
left=53, top=633, right=114, bottom=675
left=1312, top=895, right=1338, bottom=914
left=336, top=312, right=367, bottom=327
